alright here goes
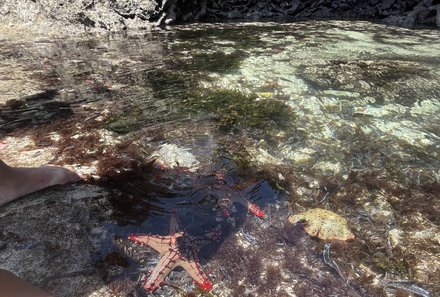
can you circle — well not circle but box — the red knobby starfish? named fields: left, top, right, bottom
left=128, top=215, right=219, bottom=292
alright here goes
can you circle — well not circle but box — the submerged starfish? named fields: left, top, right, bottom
left=155, top=164, right=266, bottom=218
left=214, top=172, right=265, bottom=218
left=217, top=187, right=265, bottom=218
left=128, top=215, right=220, bottom=292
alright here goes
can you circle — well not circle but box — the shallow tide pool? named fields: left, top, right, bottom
left=0, top=21, right=439, bottom=297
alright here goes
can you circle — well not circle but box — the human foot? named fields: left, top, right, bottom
left=0, top=160, right=81, bottom=207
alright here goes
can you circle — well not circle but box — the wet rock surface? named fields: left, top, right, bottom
left=0, top=184, right=110, bottom=296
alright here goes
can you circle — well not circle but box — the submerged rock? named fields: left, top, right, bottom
left=288, top=208, right=355, bottom=241
left=152, top=143, right=200, bottom=171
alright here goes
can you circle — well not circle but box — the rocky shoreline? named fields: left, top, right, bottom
left=0, top=0, right=439, bottom=37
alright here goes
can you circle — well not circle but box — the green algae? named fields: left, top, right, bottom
left=297, top=59, right=437, bottom=106
left=183, top=88, right=296, bottom=132
left=228, top=144, right=253, bottom=177
left=105, top=68, right=297, bottom=136
left=143, top=69, right=198, bottom=100
left=105, top=111, right=144, bottom=134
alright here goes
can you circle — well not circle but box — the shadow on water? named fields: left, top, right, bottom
left=93, top=153, right=278, bottom=296
left=0, top=90, right=74, bottom=133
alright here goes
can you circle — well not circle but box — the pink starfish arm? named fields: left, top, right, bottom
left=143, top=250, right=180, bottom=292
left=179, top=258, right=213, bottom=291
left=128, top=232, right=183, bottom=254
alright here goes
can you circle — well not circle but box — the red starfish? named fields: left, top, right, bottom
left=128, top=215, right=217, bottom=292
left=216, top=175, right=265, bottom=218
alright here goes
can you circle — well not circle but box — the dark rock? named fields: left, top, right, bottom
left=0, top=0, right=439, bottom=34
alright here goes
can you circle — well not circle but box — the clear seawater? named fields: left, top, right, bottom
left=0, top=21, right=439, bottom=297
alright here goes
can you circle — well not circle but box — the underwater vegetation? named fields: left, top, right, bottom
left=183, top=88, right=296, bottom=134
left=208, top=210, right=383, bottom=297
left=298, top=59, right=440, bottom=106
left=0, top=21, right=439, bottom=297
left=173, top=25, right=286, bottom=51
left=105, top=104, right=149, bottom=135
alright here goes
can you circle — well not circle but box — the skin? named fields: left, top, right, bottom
left=0, top=159, right=81, bottom=207
left=0, top=270, right=53, bottom=297
left=0, top=159, right=81, bottom=296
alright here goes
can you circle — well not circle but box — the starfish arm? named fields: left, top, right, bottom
left=179, top=259, right=213, bottom=291
left=128, top=234, right=173, bottom=254
left=247, top=202, right=265, bottom=218
left=232, top=193, right=265, bottom=217
left=143, top=250, right=180, bottom=292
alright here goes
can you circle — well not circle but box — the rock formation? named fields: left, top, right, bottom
left=0, top=0, right=439, bottom=34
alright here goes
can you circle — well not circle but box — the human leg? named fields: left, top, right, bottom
left=0, top=269, right=53, bottom=297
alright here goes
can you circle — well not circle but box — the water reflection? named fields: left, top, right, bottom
left=0, top=21, right=439, bottom=296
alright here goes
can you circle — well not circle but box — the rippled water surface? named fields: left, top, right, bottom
left=0, top=21, right=439, bottom=296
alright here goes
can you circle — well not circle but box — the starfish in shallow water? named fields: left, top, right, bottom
left=128, top=214, right=220, bottom=292
left=155, top=164, right=266, bottom=218
left=214, top=172, right=265, bottom=218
